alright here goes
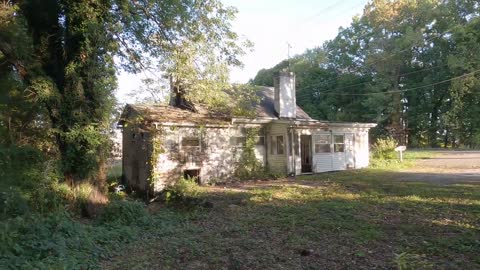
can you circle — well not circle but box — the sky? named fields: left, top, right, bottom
left=116, top=0, right=368, bottom=103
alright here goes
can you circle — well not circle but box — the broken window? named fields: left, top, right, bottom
left=184, top=169, right=201, bottom=184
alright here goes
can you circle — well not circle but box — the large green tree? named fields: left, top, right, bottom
left=252, top=0, right=480, bottom=148
left=0, top=0, right=247, bottom=184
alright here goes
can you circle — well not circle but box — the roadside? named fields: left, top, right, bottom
left=395, top=150, right=480, bottom=185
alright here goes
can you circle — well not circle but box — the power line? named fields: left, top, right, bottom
left=296, top=62, right=453, bottom=97
left=295, top=69, right=480, bottom=97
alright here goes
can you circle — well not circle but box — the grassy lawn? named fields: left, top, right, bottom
left=102, top=167, right=480, bottom=270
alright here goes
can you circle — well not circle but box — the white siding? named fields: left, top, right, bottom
left=345, top=133, right=355, bottom=169
left=355, top=132, right=370, bottom=168
left=267, top=123, right=288, bottom=174
left=313, top=154, right=332, bottom=172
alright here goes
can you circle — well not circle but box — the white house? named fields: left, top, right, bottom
left=119, top=71, right=376, bottom=195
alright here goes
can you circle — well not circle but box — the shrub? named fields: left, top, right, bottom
left=0, top=211, right=139, bottom=269
left=97, top=200, right=147, bottom=225
left=372, top=137, right=398, bottom=160
left=164, top=176, right=200, bottom=203
left=0, top=188, right=29, bottom=220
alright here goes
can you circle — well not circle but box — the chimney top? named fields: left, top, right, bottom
left=273, top=72, right=296, bottom=119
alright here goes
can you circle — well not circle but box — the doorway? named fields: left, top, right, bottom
left=300, top=135, right=312, bottom=173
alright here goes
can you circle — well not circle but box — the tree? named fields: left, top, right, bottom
left=0, top=0, right=248, bottom=185
left=252, top=0, right=480, bottom=148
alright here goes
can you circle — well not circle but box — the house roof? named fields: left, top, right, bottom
left=118, top=104, right=231, bottom=126
left=256, top=87, right=312, bottom=120
left=119, top=87, right=317, bottom=126
left=118, top=87, right=377, bottom=129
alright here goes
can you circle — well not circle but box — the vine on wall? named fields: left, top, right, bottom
left=147, top=127, right=164, bottom=198
left=235, top=128, right=264, bottom=179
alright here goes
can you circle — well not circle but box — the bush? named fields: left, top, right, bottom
left=0, top=211, right=139, bottom=269
left=0, top=188, right=29, bottom=220
left=97, top=200, right=147, bottom=225
left=164, top=177, right=201, bottom=203
left=372, top=137, right=398, bottom=160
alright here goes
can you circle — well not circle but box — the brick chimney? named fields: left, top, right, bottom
left=273, top=71, right=296, bottom=118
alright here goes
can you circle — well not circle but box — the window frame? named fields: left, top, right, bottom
left=333, top=134, right=345, bottom=153
left=270, top=134, right=285, bottom=155
left=314, top=134, right=331, bottom=154
left=181, top=136, right=201, bottom=150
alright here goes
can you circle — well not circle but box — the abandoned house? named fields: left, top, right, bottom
left=118, top=71, right=376, bottom=194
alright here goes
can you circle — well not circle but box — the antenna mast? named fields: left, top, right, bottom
left=287, top=42, right=292, bottom=69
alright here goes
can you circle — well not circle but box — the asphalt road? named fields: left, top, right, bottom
left=397, top=151, right=480, bottom=185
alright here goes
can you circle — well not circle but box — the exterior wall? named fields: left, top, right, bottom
left=151, top=125, right=266, bottom=192
left=354, top=131, right=370, bottom=168
left=294, top=127, right=371, bottom=174
left=122, top=123, right=152, bottom=193
left=266, top=123, right=289, bottom=174
left=122, top=118, right=373, bottom=194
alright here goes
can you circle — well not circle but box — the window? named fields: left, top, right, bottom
left=230, top=136, right=246, bottom=147
left=181, top=137, right=200, bottom=147
left=231, top=136, right=264, bottom=147
left=314, top=134, right=331, bottom=153
left=334, top=135, right=345, bottom=152
left=270, top=135, right=285, bottom=155
left=255, top=136, right=265, bottom=146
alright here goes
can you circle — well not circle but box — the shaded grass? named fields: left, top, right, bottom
left=102, top=169, right=480, bottom=270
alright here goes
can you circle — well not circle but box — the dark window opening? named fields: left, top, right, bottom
left=255, top=136, right=265, bottom=146
left=182, top=137, right=200, bottom=147
left=184, top=169, right=201, bottom=184
left=230, top=136, right=246, bottom=147
left=270, top=135, right=285, bottom=155
left=277, top=135, right=284, bottom=155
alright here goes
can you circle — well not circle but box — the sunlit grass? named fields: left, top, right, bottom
left=102, top=166, right=480, bottom=269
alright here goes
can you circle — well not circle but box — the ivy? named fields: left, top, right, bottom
left=147, top=128, right=164, bottom=197
left=235, top=128, right=264, bottom=179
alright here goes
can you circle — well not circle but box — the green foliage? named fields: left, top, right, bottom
left=372, top=137, right=398, bottom=160
left=0, top=145, right=70, bottom=218
left=0, top=188, right=29, bottom=220
left=252, top=0, right=480, bottom=148
left=98, top=200, right=147, bottom=226
left=164, top=177, right=201, bottom=203
left=229, top=84, right=262, bottom=118
left=0, top=210, right=141, bottom=269
left=1, top=0, right=249, bottom=186
left=235, top=128, right=265, bottom=179
left=393, top=252, right=433, bottom=270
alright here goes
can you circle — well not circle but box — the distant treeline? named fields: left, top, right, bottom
left=252, top=0, right=480, bottom=148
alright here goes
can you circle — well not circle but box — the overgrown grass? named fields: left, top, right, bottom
left=2, top=151, right=478, bottom=269
left=370, top=149, right=437, bottom=169
left=97, top=168, right=480, bottom=269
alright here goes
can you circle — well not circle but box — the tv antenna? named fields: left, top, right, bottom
left=287, top=42, right=292, bottom=68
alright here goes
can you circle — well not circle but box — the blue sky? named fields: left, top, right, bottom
left=116, top=0, right=368, bottom=103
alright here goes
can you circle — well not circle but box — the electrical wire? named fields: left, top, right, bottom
left=294, top=69, right=480, bottom=97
